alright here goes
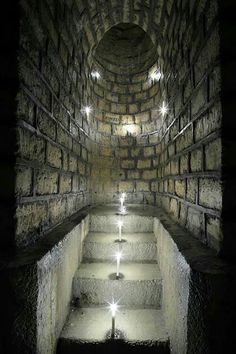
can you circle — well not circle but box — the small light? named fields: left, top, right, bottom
left=108, top=300, right=119, bottom=338
left=82, top=106, right=92, bottom=117
left=91, top=71, right=101, bottom=80
left=149, top=68, right=163, bottom=83
left=109, top=302, right=118, bottom=317
left=119, top=206, right=127, bottom=215
left=117, top=220, right=123, bottom=228
left=116, top=251, right=122, bottom=278
left=117, top=220, right=123, bottom=241
left=125, top=125, right=138, bottom=135
left=121, top=193, right=126, bottom=200
left=116, top=251, right=122, bottom=260
left=159, top=101, right=168, bottom=117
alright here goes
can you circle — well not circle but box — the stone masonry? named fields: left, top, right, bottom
left=0, top=0, right=231, bottom=257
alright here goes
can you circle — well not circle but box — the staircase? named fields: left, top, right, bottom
left=57, top=207, right=170, bottom=354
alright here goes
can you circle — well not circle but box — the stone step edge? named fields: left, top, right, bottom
left=82, top=258, right=157, bottom=264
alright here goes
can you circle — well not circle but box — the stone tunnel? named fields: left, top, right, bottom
left=0, top=0, right=236, bottom=353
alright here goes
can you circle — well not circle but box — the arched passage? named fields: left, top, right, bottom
left=86, top=22, right=165, bottom=205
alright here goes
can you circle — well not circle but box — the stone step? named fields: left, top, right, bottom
left=57, top=306, right=170, bottom=354
left=83, top=232, right=157, bottom=262
left=73, top=262, right=162, bottom=308
left=90, top=214, right=153, bottom=233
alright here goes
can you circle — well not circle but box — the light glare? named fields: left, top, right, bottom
left=159, top=101, right=168, bottom=116
left=108, top=301, right=118, bottom=317
left=117, top=220, right=123, bottom=228
left=149, top=68, right=162, bottom=83
left=116, top=252, right=122, bottom=261
left=82, top=106, right=92, bottom=117
left=91, top=71, right=101, bottom=79
left=121, top=193, right=126, bottom=200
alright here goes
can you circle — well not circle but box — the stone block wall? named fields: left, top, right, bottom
left=155, top=0, right=222, bottom=251
left=154, top=213, right=235, bottom=354
left=15, top=0, right=91, bottom=248
left=0, top=0, right=226, bottom=255
left=1, top=213, right=89, bottom=354
left=87, top=0, right=223, bottom=254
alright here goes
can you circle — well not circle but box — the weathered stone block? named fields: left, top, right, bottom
left=60, top=174, right=72, bottom=194
left=119, top=181, right=134, bottom=192
left=121, top=159, right=135, bottom=169
left=168, top=143, right=175, bottom=157
left=111, top=103, right=126, bottom=114
left=18, top=128, right=45, bottom=163
left=49, top=198, right=67, bottom=225
left=190, top=149, right=202, bottom=172
left=117, top=148, right=129, bottom=158
left=36, top=170, right=58, bottom=195
left=170, top=198, right=178, bottom=219
left=142, top=170, right=157, bottom=180
left=136, top=181, right=150, bottom=191
left=176, top=126, right=193, bottom=152
left=180, top=154, right=189, bottom=174
left=137, top=159, right=151, bottom=169
left=206, top=215, right=222, bottom=251
left=127, top=170, right=140, bottom=179
left=129, top=103, right=139, bottom=114
left=72, top=174, right=80, bottom=192
left=199, top=178, right=222, bottom=210
left=100, top=146, right=113, bottom=157
left=38, top=110, right=56, bottom=140
left=205, top=138, right=221, bottom=171
left=186, top=207, right=203, bottom=237
left=131, top=148, right=142, bottom=157
left=17, top=89, right=35, bottom=124
left=135, top=112, right=150, bottom=124
left=187, top=178, right=198, bottom=203
left=15, top=167, right=32, bottom=196
left=81, top=147, right=88, bottom=160
left=69, top=155, right=77, bottom=172
left=151, top=181, right=158, bottom=192
left=171, top=159, right=179, bottom=175
left=144, top=146, right=155, bottom=157
left=194, top=104, right=221, bottom=142
left=168, top=179, right=174, bottom=193
left=78, top=161, right=86, bottom=175
left=57, top=126, right=72, bottom=149
left=98, top=122, right=111, bottom=134
left=175, top=179, right=186, bottom=198
left=47, top=142, right=62, bottom=168
left=16, top=202, right=48, bottom=239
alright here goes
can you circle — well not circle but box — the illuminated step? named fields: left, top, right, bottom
left=83, top=232, right=157, bottom=262
left=73, top=262, right=162, bottom=308
left=90, top=214, right=153, bottom=233
left=58, top=307, right=170, bottom=354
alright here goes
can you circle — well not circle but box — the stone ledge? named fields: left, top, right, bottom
left=155, top=211, right=233, bottom=275
left=90, top=204, right=232, bottom=275
left=0, top=205, right=91, bottom=270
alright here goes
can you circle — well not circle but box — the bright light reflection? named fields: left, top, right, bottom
left=117, top=220, right=123, bottom=228
left=116, top=251, right=122, bottom=277
left=108, top=301, right=119, bottom=317
left=121, top=193, right=126, bottom=200
left=91, top=71, right=101, bottom=79
left=119, top=206, right=127, bottom=215
left=159, top=101, right=168, bottom=116
left=149, top=68, right=163, bottom=83
left=82, top=106, right=92, bottom=117
left=116, top=251, right=122, bottom=261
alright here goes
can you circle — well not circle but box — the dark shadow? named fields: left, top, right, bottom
left=109, top=273, right=125, bottom=280
left=114, top=239, right=127, bottom=243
